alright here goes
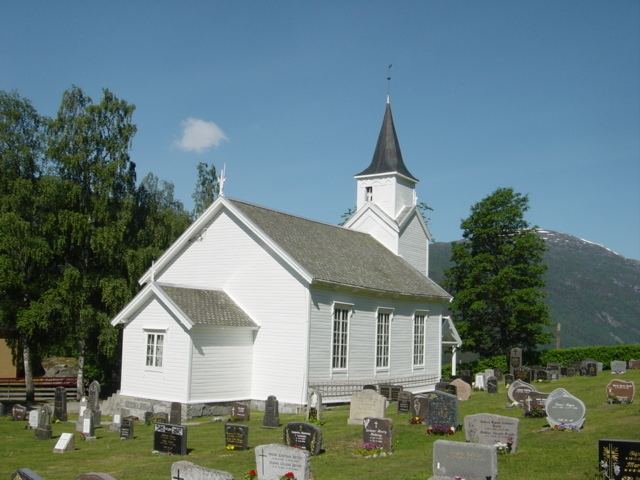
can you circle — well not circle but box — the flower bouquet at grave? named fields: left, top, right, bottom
left=279, top=472, right=296, bottom=480
left=352, top=442, right=386, bottom=458
left=495, top=438, right=513, bottom=454
left=426, top=424, right=456, bottom=435
left=524, top=407, right=546, bottom=418
left=551, top=423, right=580, bottom=432
left=409, top=415, right=424, bottom=425
left=242, top=469, right=257, bottom=480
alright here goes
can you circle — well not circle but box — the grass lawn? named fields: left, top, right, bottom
left=1, top=369, right=639, bottom=479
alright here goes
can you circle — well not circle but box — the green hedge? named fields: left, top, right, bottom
left=452, top=344, right=640, bottom=375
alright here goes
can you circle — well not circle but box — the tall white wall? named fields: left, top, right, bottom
left=308, top=287, right=445, bottom=384
left=120, top=297, right=191, bottom=402
left=399, top=212, right=428, bottom=276
left=346, top=213, right=398, bottom=254
left=356, top=175, right=416, bottom=219
left=156, top=209, right=309, bottom=404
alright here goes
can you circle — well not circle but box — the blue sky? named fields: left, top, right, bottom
left=2, top=1, right=639, bottom=259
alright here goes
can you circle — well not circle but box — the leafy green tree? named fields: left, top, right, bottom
left=0, top=91, right=53, bottom=400
left=45, top=86, right=138, bottom=396
left=192, top=161, right=219, bottom=218
left=445, top=187, right=551, bottom=358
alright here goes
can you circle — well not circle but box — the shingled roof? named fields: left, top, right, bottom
left=229, top=199, right=450, bottom=300
left=355, top=101, right=418, bottom=182
left=159, top=285, right=257, bottom=328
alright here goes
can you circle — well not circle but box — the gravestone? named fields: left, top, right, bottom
left=379, top=384, right=402, bottom=401
left=510, top=347, right=523, bottom=374
left=306, top=389, right=321, bottom=423
left=598, top=439, right=640, bottom=480
left=12, top=404, right=27, bottom=421
left=10, top=469, right=45, bottom=480
left=144, top=411, right=153, bottom=425
left=606, top=379, right=635, bottom=404
left=610, top=360, right=627, bottom=374
left=0, top=402, right=4, bottom=416
left=566, top=366, right=577, bottom=377
left=585, top=361, right=598, bottom=376
left=486, top=377, right=498, bottom=394
left=230, top=402, right=250, bottom=422
left=75, top=474, right=118, bottom=480
left=514, top=367, right=529, bottom=382
left=397, top=390, right=412, bottom=413
left=109, top=413, right=121, bottom=433
left=493, top=368, right=503, bottom=381
left=120, top=417, right=134, bottom=439
left=545, top=388, right=586, bottom=429
left=263, top=395, right=280, bottom=428
left=78, top=397, right=88, bottom=429
left=524, top=391, right=549, bottom=415
left=348, top=389, right=386, bottom=425
left=81, top=410, right=96, bottom=439
left=410, top=394, right=428, bottom=419
left=435, top=382, right=449, bottom=393
left=225, top=423, right=249, bottom=450
left=536, top=369, right=548, bottom=381
left=430, top=439, right=498, bottom=480
left=255, top=444, right=310, bottom=480
left=464, top=413, right=520, bottom=453
left=507, top=379, right=537, bottom=406
left=54, top=386, right=68, bottom=422
left=629, top=359, right=640, bottom=369
left=425, top=391, right=458, bottom=430
left=88, top=380, right=101, bottom=426
left=170, top=402, right=182, bottom=425
left=28, top=409, right=39, bottom=430
left=546, top=363, right=561, bottom=375
left=474, top=373, right=485, bottom=390
left=363, top=384, right=377, bottom=391
left=459, top=369, right=473, bottom=386
left=35, top=404, right=52, bottom=440
left=484, top=369, right=495, bottom=382
left=450, top=378, right=471, bottom=401
left=153, top=412, right=168, bottom=424
left=283, top=422, right=322, bottom=455
left=171, top=461, right=233, bottom=480
left=153, top=422, right=187, bottom=455
left=363, top=417, right=393, bottom=452
left=53, top=432, right=75, bottom=453
left=504, top=374, right=514, bottom=386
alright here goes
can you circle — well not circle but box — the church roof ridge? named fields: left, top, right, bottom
left=355, top=100, right=419, bottom=182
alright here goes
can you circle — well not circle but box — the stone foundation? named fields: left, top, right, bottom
left=113, top=394, right=304, bottom=421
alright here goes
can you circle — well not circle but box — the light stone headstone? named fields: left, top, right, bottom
left=348, top=389, right=386, bottom=425
left=35, top=404, right=52, bottom=440
left=450, top=378, right=471, bottom=401
left=430, top=439, right=498, bottom=480
left=611, top=360, right=627, bottom=374
left=474, top=373, right=485, bottom=390
left=170, top=461, right=233, bottom=480
left=510, top=347, right=523, bottom=374
left=255, top=444, right=310, bottom=480
left=28, top=409, right=39, bottom=430
left=53, top=432, right=75, bottom=453
left=484, top=369, right=495, bottom=381
left=545, top=388, right=586, bottom=429
left=109, top=413, right=122, bottom=432
left=464, top=413, right=520, bottom=453
left=88, top=380, right=101, bottom=425
left=74, top=473, right=118, bottom=480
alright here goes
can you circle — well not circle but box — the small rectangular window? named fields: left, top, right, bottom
left=365, top=186, right=373, bottom=202
left=146, top=332, right=164, bottom=367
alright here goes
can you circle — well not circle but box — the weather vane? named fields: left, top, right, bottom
left=386, top=64, right=392, bottom=103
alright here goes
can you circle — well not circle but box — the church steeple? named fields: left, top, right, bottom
left=355, top=100, right=418, bottom=182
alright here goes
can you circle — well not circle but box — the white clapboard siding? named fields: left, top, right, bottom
left=157, top=208, right=309, bottom=404
left=399, top=213, right=428, bottom=277
left=347, top=213, right=399, bottom=254
left=308, top=287, right=445, bottom=383
left=120, top=297, right=190, bottom=402
left=189, top=327, right=253, bottom=401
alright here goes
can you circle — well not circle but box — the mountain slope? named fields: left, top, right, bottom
left=429, top=230, right=640, bottom=348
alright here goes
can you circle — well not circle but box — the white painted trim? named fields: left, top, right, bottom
left=374, top=307, right=394, bottom=373
left=398, top=207, right=432, bottom=242
left=343, top=203, right=399, bottom=233
left=302, top=288, right=312, bottom=406
left=330, top=303, right=352, bottom=376
left=354, top=171, right=418, bottom=184
left=412, top=309, right=429, bottom=370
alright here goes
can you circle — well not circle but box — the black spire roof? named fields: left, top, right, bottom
left=356, top=99, right=418, bottom=182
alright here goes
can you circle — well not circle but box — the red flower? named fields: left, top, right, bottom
left=248, top=470, right=256, bottom=475
left=284, top=473, right=295, bottom=478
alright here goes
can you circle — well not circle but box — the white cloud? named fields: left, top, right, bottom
left=175, top=117, right=228, bottom=152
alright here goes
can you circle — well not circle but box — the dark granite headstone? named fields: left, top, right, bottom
left=230, top=402, right=250, bottom=421
left=504, top=374, right=514, bottom=386
left=410, top=394, right=428, bottom=419
left=10, top=469, right=45, bottom=480
left=487, top=377, right=498, bottom=394
left=435, top=382, right=449, bottom=393
left=120, top=417, right=134, bottom=439
left=12, top=404, right=27, bottom=421
left=536, top=369, right=548, bottom=381
left=169, top=402, right=182, bottom=425
left=0, top=402, right=4, bottom=417
left=87, top=380, right=101, bottom=425
left=363, top=417, right=393, bottom=452
left=378, top=384, right=403, bottom=401
left=493, top=368, right=503, bottom=381
left=514, top=367, right=529, bottom=382
left=524, top=391, right=549, bottom=415
left=586, top=361, right=598, bottom=376
left=54, top=386, right=68, bottom=422
left=283, top=422, right=323, bottom=455
left=397, top=390, right=412, bottom=413
left=459, top=369, right=473, bottom=386
left=507, top=379, right=537, bottom=406
left=224, top=423, right=249, bottom=450
left=425, top=391, right=458, bottom=430
left=144, top=411, right=153, bottom=425
left=363, top=384, right=377, bottom=391
left=599, top=439, right=640, bottom=480
left=263, top=395, right=280, bottom=428
left=566, top=366, right=577, bottom=377
left=153, top=422, right=187, bottom=455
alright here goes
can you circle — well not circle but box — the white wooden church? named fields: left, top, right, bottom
left=111, top=98, right=459, bottom=417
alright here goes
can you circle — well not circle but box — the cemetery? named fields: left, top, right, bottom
left=0, top=367, right=638, bottom=479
